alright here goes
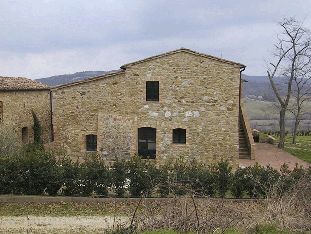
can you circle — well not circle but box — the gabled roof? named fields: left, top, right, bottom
left=52, top=48, right=245, bottom=90
left=52, top=70, right=125, bottom=90
left=0, top=77, right=51, bottom=91
left=121, top=48, right=245, bottom=69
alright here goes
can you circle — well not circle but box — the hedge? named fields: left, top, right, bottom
left=0, top=146, right=310, bottom=198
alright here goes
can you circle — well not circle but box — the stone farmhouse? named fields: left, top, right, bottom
left=0, top=77, right=52, bottom=144
left=51, top=48, right=255, bottom=166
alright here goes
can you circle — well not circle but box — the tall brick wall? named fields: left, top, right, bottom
left=52, top=51, right=242, bottom=166
left=0, top=90, right=52, bottom=144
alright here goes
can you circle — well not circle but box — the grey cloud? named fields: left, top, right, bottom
left=0, top=0, right=311, bottom=79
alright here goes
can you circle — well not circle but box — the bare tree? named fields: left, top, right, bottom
left=289, top=75, right=311, bottom=143
left=267, top=17, right=311, bottom=148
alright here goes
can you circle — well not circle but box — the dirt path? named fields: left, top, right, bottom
left=239, top=143, right=310, bottom=170
left=0, top=215, right=129, bottom=233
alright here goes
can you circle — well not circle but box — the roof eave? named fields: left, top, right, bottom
left=0, top=88, right=51, bottom=92
left=52, top=70, right=125, bottom=90
left=121, top=48, right=245, bottom=69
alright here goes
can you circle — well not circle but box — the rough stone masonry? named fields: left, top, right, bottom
left=52, top=48, right=247, bottom=167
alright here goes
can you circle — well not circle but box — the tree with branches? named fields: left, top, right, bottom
left=289, top=75, right=311, bottom=143
left=267, top=17, right=311, bottom=148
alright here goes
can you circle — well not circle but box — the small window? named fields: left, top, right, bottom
left=86, top=134, right=97, bottom=151
left=0, top=101, right=2, bottom=123
left=146, top=81, right=159, bottom=101
left=22, top=127, right=29, bottom=144
left=173, top=128, right=186, bottom=144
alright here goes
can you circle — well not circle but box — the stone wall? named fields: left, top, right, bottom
left=0, top=90, right=52, bottom=144
left=52, top=51, right=241, bottom=166
left=98, top=113, right=137, bottom=161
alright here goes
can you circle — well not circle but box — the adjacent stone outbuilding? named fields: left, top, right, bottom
left=52, top=48, right=254, bottom=166
left=0, top=77, right=52, bottom=144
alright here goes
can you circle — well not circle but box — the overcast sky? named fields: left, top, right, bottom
left=1, top=0, right=311, bottom=79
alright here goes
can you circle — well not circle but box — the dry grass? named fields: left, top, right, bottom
left=127, top=178, right=311, bottom=233
left=132, top=198, right=258, bottom=233
left=262, top=176, right=311, bottom=233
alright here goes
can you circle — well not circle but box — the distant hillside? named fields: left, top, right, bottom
left=241, top=74, right=278, bottom=102
left=241, top=74, right=270, bottom=83
left=35, top=70, right=119, bottom=86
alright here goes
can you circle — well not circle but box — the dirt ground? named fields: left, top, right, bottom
left=0, top=215, right=129, bottom=233
left=239, top=142, right=310, bottom=170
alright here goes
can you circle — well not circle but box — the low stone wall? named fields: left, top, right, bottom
left=0, top=195, right=258, bottom=204
left=0, top=195, right=143, bottom=204
left=259, top=136, right=277, bottom=145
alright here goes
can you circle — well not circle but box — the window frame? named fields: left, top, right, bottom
left=138, top=127, right=156, bottom=159
left=146, top=81, right=159, bottom=101
left=173, top=128, right=186, bottom=144
left=86, top=134, right=97, bottom=152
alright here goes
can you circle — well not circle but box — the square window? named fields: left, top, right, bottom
left=146, top=81, right=159, bottom=101
left=173, top=128, right=186, bottom=144
left=86, top=134, right=97, bottom=151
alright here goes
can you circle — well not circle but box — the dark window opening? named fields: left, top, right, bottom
left=173, top=128, right=186, bottom=144
left=138, top=127, right=156, bottom=159
left=253, top=135, right=259, bottom=143
left=146, top=81, right=159, bottom=101
left=86, top=134, right=97, bottom=151
left=22, top=127, right=29, bottom=144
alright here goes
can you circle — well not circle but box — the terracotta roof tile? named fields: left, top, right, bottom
left=0, top=77, right=51, bottom=91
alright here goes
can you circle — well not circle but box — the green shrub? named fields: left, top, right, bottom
left=20, top=144, right=63, bottom=195
left=127, top=155, right=159, bottom=197
left=0, top=156, right=27, bottom=195
left=80, top=153, right=111, bottom=197
left=232, top=164, right=280, bottom=198
left=170, top=157, right=192, bottom=195
left=231, top=167, right=248, bottom=198
left=157, top=163, right=170, bottom=197
left=212, top=159, right=233, bottom=198
left=111, top=157, right=128, bottom=197
left=276, top=163, right=310, bottom=196
left=197, top=165, right=217, bottom=197
left=59, top=155, right=81, bottom=196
